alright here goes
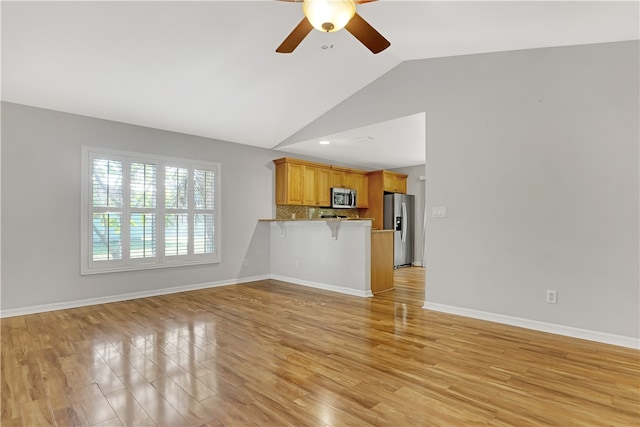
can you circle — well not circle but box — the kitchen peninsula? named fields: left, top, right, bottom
left=260, top=157, right=402, bottom=297
left=259, top=218, right=393, bottom=297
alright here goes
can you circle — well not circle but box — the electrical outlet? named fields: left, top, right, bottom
left=546, top=290, right=558, bottom=304
left=295, top=259, right=300, bottom=268
left=243, top=258, right=249, bottom=267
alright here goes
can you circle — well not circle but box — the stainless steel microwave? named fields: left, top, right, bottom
left=331, top=188, right=357, bottom=208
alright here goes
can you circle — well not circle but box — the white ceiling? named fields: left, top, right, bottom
left=276, top=112, right=427, bottom=169
left=2, top=1, right=638, bottom=169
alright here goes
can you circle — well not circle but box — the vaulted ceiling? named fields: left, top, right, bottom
left=2, top=1, right=638, bottom=168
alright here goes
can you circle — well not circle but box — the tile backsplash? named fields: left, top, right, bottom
left=276, top=205, right=361, bottom=220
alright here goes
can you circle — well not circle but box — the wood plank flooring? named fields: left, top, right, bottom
left=2, top=267, right=639, bottom=426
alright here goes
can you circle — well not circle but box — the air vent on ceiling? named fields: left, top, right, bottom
left=350, top=136, right=374, bottom=142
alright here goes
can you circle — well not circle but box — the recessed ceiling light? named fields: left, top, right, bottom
left=319, top=140, right=331, bottom=145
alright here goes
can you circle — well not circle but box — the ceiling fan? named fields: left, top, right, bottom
left=276, top=0, right=390, bottom=54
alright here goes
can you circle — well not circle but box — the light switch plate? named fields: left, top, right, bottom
left=432, top=207, right=447, bottom=218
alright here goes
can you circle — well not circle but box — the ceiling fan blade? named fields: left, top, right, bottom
left=344, top=12, right=390, bottom=54
left=276, top=17, right=314, bottom=53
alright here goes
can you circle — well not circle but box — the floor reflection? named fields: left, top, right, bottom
left=394, top=302, right=409, bottom=333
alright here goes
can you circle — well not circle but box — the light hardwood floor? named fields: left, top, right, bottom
left=2, top=267, right=638, bottom=426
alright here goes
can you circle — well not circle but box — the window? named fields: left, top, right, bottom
left=81, top=147, right=221, bottom=274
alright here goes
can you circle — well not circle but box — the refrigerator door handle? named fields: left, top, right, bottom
left=401, top=201, right=407, bottom=243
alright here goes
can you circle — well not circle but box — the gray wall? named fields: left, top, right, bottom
left=284, top=41, right=640, bottom=339
left=1, top=102, right=276, bottom=310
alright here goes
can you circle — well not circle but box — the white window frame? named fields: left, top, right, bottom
left=81, top=146, right=221, bottom=275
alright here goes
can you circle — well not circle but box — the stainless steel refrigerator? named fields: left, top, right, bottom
left=383, top=193, right=415, bottom=268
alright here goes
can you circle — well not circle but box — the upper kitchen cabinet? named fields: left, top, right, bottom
left=274, top=158, right=331, bottom=207
left=330, top=168, right=347, bottom=188
left=275, top=159, right=303, bottom=205
left=330, top=167, right=357, bottom=189
left=352, top=171, right=369, bottom=208
left=316, top=166, right=332, bottom=207
left=305, top=165, right=331, bottom=207
left=381, top=170, right=407, bottom=193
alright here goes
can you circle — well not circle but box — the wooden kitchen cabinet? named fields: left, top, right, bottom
left=352, top=171, right=369, bottom=208
left=331, top=168, right=345, bottom=188
left=316, top=166, right=332, bottom=207
left=343, top=172, right=356, bottom=189
left=371, top=230, right=394, bottom=294
left=275, top=160, right=304, bottom=205
left=317, top=167, right=331, bottom=206
left=302, top=166, right=318, bottom=206
left=274, top=158, right=331, bottom=206
left=303, top=165, right=332, bottom=206
left=382, top=171, right=407, bottom=193
left=330, top=167, right=356, bottom=189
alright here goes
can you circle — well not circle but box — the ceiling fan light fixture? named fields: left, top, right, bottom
left=303, top=0, right=356, bottom=33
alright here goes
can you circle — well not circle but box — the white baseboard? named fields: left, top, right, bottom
left=424, top=302, right=640, bottom=349
left=0, top=275, right=271, bottom=318
left=270, top=274, right=373, bottom=298
left=9, top=278, right=634, bottom=349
